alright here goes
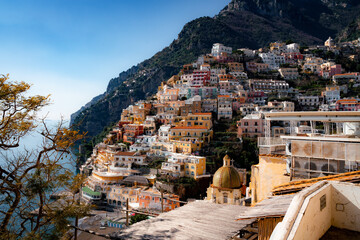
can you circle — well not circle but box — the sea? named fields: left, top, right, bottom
left=0, top=119, right=77, bottom=172
left=0, top=119, right=78, bottom=236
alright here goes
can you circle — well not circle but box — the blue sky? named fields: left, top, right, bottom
left=0, top=0, right=230, bottom=120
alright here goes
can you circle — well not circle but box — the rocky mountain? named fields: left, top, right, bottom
left=338, top=16, right=360, bottom=42
left=71, top=0, right=360, bottom=137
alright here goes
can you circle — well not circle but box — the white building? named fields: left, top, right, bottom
left=259, top=53, right=285, bottom=70
left=218, top=95, right=233, bottom=120
left=202, top=98, right=218, bottom=113
left=278, top=68, right=299, bottom=80
left=114, top=151, right=148, bottom=166
left=158, top=125, right=172, bottom=142
left=285, top=43, right=300, bottom=53
left=209, top=68, right=226, bottom=86
left=238, top=48, right=256, bottom=57
left=297, top=95, right=321, bottom=110
left=229, top=71, right=248, bottom=80
left=211, top=43, right=232, bottom=57
left=249, top=79, right=289, bottom=92
left=322, top=86, right=340, bottom=103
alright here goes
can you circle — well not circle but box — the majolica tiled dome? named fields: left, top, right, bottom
left=213, top=155, right=241, bottom=189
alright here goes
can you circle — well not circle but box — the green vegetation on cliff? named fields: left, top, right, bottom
left=71, top=0, right=360, bottom=141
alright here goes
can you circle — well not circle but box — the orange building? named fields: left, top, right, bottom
left=139, top=188, right=180, bottom=212
left=218, top=74, right=234, bottom=82
left=227, top=62, right=244, bottom=72
left=170, top=126, right=213, bottom=143
left=179, top=100, right=202, bottom=116
left=176, top=112, right=213, bottom=129
left=123, top=124, right=144, bottom=144
left=335, top=99, right=360, bottom=111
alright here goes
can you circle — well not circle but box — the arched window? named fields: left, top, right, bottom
left=321, top=164, right=335, bottom=176
left=304, top=162, right=319, bottom=178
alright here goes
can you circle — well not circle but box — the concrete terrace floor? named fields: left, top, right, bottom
left=320, top=226, right=360, bottom=240
left=113, top=200, right=254, bottom=240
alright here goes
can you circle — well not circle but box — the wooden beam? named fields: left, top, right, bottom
left=243, top=226, right=258, bottom=233
left=126, top=198, right=129, bottom=227
left=67, top=224, right=115, bottom=239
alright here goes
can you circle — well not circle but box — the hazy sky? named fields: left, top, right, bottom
left=0, top=0, right=230, bottom=120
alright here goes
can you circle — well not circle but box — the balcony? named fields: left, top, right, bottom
left=258, top=137, right=286, bottom=155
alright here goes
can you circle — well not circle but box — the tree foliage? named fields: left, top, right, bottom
left=0, top=74, right=91, bottom=239
left=130, top=214, right=148, bottom=225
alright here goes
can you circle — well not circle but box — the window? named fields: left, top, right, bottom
left=223, top=193, right=228, bottom=203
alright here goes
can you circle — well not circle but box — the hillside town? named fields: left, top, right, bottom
left=77, top=38, right=360, bottom=239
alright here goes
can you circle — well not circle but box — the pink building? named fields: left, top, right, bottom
left=215, top=52, right=233, bottom=63
left=282, top=52, right=304, bottom=64
left=192, top=70, right=210, bottom=87
left=335, top=99, right=360, bottom=111
left=320, top=63, right=342, bottom=79
left=237, top=114, right=265, bottom=139
left=247, top=91, right=266, bottom=105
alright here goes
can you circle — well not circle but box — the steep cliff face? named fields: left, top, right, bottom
left=219, top=0, right=360, bottom=42
left=338, top=16, right=360, bottom=42
left=71, top=0, right=360, bottom=137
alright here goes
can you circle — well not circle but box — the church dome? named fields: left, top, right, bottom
left=212, top=155, right=241, bottom=189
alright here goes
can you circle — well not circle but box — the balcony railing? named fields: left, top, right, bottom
left=258, top=137, right=286, bottom=155
left=258, top=137, right=285, bottom=146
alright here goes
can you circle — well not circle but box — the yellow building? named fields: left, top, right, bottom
left=167, top=75, right=180, bottom=86
left=170, top=126, right=213, bottom=143
left=171, top=139, right=203, bottom=154
left=250, top=154, right=290, bottom=205
left=227, top=62, right=244, bottom=72
left=270, top=41, right=285, bottom=52
left=163, top=153, right=206, bottom=179
left=176, top=112, right=213, bottom=129
left=95, top=149, right=115, bottom=165
left=207, top=155, right=243, bottom=205
left=203, top=55, right=215, bottom=64
left=92, top=171, right=125, bottom=183
left=107, top=185, right=146, bottom=208
left=120, top=105, right=149, bottom=124
left=184, top=156, right=206, bottom=179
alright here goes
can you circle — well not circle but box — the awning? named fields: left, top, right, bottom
left=82, top=186, right=101, bottom=196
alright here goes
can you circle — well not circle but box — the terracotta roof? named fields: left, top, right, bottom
left=336, top=99, right=358, bottom=103
left=115, top=151, right=137, bottom=156
left=192, top=112, right=212, bottom=115
left=272, top=170, right=360, bottom=196
left=333, top=72, right=359, bottom=76
left=171, top=126, right=208, bottom=130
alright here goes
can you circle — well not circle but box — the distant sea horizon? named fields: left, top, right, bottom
left=0, top=119, right=77, bottom=173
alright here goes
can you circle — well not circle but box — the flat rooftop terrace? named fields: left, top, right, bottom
left=320, top=226, right=360, bottom=240
left=264, top=111, right=360, bottom=122
left=113, top=200, right=253, bottom=240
